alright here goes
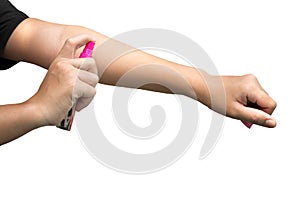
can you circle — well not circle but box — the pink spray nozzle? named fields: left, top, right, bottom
left=80, top=41, right=95, bottom=58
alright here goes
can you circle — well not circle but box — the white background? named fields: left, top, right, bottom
left=1, top=0, right=299, bottom=199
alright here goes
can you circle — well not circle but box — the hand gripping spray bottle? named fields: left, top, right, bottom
left=57, top=41, right=95, bottom=131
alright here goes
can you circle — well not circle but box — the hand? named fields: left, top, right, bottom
left=220, top=74, right=277, bottom=127
left=29, top=35, right=99, bottom=126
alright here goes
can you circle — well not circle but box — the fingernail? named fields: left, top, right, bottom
left=265, top=119, right=276, bottom=127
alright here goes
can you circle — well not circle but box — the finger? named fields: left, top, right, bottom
left=75, top=97, right=94, bottom=111
left=237, top=104, right=277, bottom=128
left=67, top=58, right=98, bottom=75
left=247, top=90, right=277, bottom=115
left=58, top=34, right=97, bottom=59
left=69, top=58, right=99, bottom=86
left=73, top=79, right=96, bottom=100
left=78, top=70, right=99, bottom=87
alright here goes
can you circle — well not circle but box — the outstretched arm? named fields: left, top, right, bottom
left=2, top=18, right=277, bottom=128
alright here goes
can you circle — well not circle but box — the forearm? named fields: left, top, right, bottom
left=0, top=100, right=44, bottom=145
left=61, top=25, right=211, bottom=103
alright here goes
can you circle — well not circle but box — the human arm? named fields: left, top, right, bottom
left=0, top=102, right=44, bottom=145
left=2, top=18, right=277, bottom=127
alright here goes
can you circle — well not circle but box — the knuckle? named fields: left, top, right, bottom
left=90, top=88, right=97, bottom=97
left=249, top=112, right=263, bottom=124
left=92, top=74, right=99, bottom=84
left=241, top=74, right=259, bottom=91
left=58, top=64, right=72, bottom=75
left=55, top=60, right=67, bottom=70
left=86, top=58, right=98, bottom=72
left=244, top=73, right=257, bottom=81
left=65, top=38, right=76, bottom=47
left=55, top=64, right=77, bottom=84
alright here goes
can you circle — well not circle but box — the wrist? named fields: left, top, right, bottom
left=187, top=67, right=211, bottom=106
left=23, top=98, right=49, bottom=128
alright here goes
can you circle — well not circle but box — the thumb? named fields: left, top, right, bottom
left=58, top=34, right=96, bottom=58
left=238, top=105, right=277, bottom=128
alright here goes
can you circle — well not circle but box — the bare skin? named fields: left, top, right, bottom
left=0, top=18, right=277, bottom=145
